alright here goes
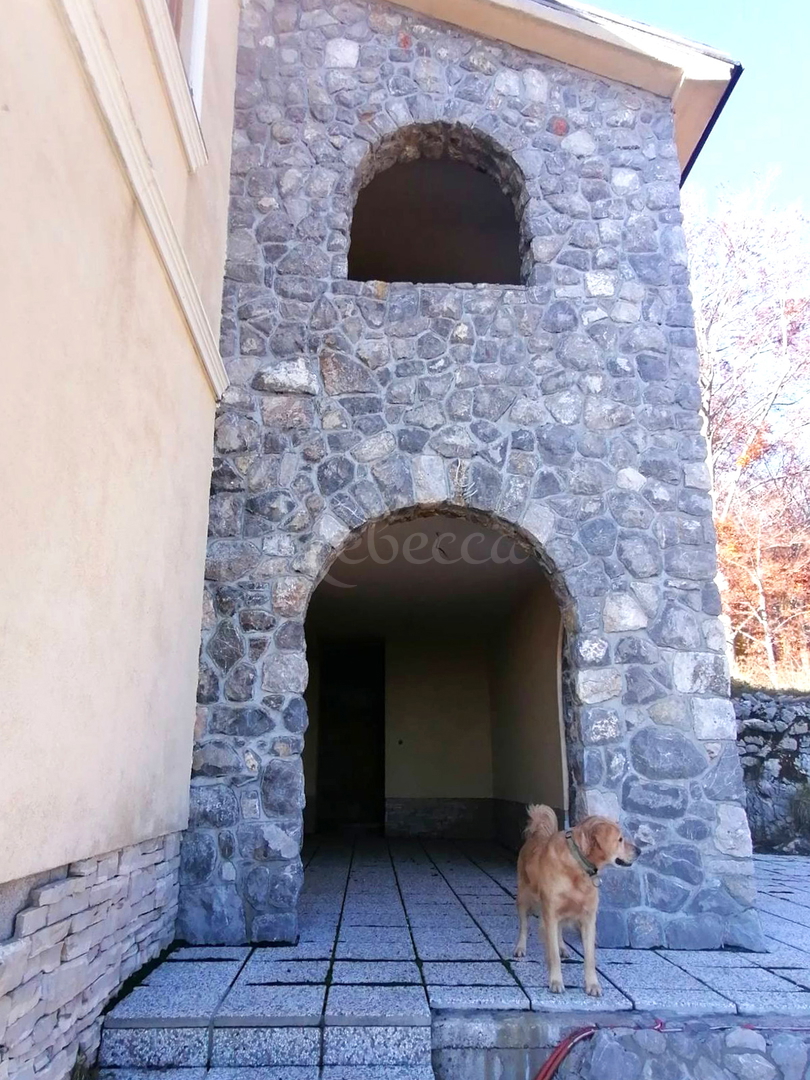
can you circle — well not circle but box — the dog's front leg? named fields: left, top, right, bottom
left=581, top=913, right=602, bottom=997
left=557, top=925, right=571, bottom=960
left=514, top=899, right=529, bottom=958
left=544, top=911, right=564, bottom=993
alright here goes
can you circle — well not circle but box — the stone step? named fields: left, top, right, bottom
left=98, top=1023, right=434, bottom=1069
left=98, top=1069, right=435, bottom=1080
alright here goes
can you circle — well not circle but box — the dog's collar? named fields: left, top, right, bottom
left=565, top=830, right=600, bottom=885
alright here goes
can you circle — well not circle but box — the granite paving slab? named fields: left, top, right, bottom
left=427, top=986, right=531, bottom=1011
left=211, top=1027, right=321, bottom=1066
left=320, top=1067, right=435, bottom=1080
left=168, top=947, right=251, bottom=961
left=98, top=1028, right=209, bottom=1068
left=526, top=987, right=633, bottom=1012
left=322, top=1026, right=432, bottom=1066
left=331, top=961, right=422, bottom=985
left=325, top=985, right=431, bottom=1026
left=510, top=961, right=587, bottom=989
left=414, top=941, right=499, bottom=961
left=106, top=986, right=223, bottom=1026
left=623, top=989, right=737, bottom=1015
left=749, top=942, right=810, bottom=967
left=598, top=963, right=705, bottom=991
left=246, top=943, right=334, bottom=961
left=207, top=1070, right=319, bottom=1080
left=421, top=962, right=516, bottom=986
left=773, top=969, right=810, bottom=989
left=143, top=961, right=243, bottom=989
left=341, top=911, right=409, bottom=926
left=97, top=1072, right=206, bottom=1080
left=698, top=968, right=800, bottom=993
left=339, top=927, right=413, bottom=946
left=336, top=940, right=416, bottom=961
left=658, top=950, right=757, bottom=968
left=237, top=960, right=330, bottom=984
left=216, top=984, right=326, bottom=1025
left=731, top=991, right=810, bottom=1016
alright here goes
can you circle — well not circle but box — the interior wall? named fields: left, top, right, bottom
left=385, top=633, right=493, bottom=799
left=490, top=578, right=564, bottom=842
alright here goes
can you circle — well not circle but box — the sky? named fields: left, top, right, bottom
left=601, top=0, right=807, bottom=208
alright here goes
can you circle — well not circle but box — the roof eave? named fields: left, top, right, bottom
left=391, top=0, right=740, bottom=180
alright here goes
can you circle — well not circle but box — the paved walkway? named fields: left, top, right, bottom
left=98, top=841, right=810, bottom=1071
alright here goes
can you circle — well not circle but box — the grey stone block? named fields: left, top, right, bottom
left=98, top=1027, right=209, bottom=1068
left=336, top=940, right=415, bottom=961
left=422, top=961, right=516, bottom=986
left=97, top=1072, right=206, bottom=1080
left=207, top=1071, right=318, bottom=1080
left=428, top=986, right=530, bottom=1011
left=624, top=989, right=736, bottom=1015
left=239, top=959, right=330, bottom=984
left=211, top=1026, right=321, bottom=1066
left=106, top=985, right=220, bottom=1026
left=526, top=986, right=633, bottom=1011
left=597, top=961, right=704, bottom=990
left=331, top=961, right=422, bottom=984
left=144, top=959, right=242, bottom=989
left=169, top=946, right=251, bottom=961
left=698, top=968, right=798, bottom=993
left=511, top=960, right=586, bottom=988
left=321, top=1068, right=435, bottom=1080
left=733, top=991, right=810, bottom=1016
left=325, top=985, right=430, bottom=1025
left=414, top=941, right=498, bottom=961
left=323, top=1026, right=432, bottom=1066
left=216, top=983, right=325, bottom=1024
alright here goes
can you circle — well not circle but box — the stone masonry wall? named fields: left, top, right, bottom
left=0, top=833, right=179, bottom=1080
left=181, top=0, right=761, bottom=949
left=434, top=1015, right=810, bottom=1080
left=736, top=692, right=810, bottom=854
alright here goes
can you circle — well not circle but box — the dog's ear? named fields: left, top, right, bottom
left=578, top=818, right=616, bottom=864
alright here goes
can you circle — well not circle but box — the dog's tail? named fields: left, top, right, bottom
left=523, top=804, right=558, bottom=845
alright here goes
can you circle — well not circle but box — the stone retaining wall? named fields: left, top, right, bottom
left=736, top=692, right=810, bottom=854
left=0, top=833, right=180, bottom=1080
left=434, top=1014, right=810, bottom=1080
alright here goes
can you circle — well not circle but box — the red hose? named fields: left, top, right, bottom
left=532, top=1024, right=597, bottom=1080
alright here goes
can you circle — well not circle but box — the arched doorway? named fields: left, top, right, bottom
left=304, top=513, right=566, bottom=849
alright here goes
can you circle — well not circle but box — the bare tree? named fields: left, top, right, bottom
left=684, top=179, right=810, bottom=686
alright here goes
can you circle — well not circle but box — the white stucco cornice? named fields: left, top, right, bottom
left=395, top=0, right=741, bottom=179
left=53, top=0, right=228, bottom=398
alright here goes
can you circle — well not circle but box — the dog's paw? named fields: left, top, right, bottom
left=585, top=979, right=602, bottom=998
left=513, top=944, right=526, bottom=959
left=559, top=942, right=572, bottom=960
left=549, top=978, right=565, bottom=994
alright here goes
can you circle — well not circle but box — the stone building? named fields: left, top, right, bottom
left=0, top=0, right=752, bottom=1076
left=182, top=0, right=758, bottom=953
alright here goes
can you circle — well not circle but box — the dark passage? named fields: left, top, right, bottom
left=314, top=639, right=385, bottom=834
left=348, top=157, right=522, bottom=285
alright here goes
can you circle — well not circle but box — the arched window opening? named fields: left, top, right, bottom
left=348, top=123, right=526, bottom=286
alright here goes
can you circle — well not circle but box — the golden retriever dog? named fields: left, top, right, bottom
left=514, top=805, right=639, bottom=996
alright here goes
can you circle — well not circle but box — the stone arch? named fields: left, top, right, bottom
left=348, top=122, right=531, bottom=285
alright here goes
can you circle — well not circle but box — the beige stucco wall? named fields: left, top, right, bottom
left=490, top=581, right=565, bottom=810
left=0, top=0, right=239, bottom=884
left=386, top=635, right=493, bottom=799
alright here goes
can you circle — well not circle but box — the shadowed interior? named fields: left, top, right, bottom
left=348, top=158, right=523, bottom=285
left=304, top=515, right=565, bottom=846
